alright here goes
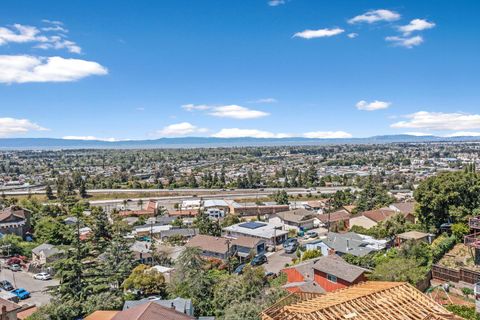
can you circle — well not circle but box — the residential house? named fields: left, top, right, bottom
left=180, top=200, right=201, bottom=211
left=123, top=297, right=194, bottom=316
left=31, top=243, right=63, bottom=266
left=269, top=209, right=316, bottom=231
left=203, top=200, right=230, bottom=214
left=130, top=241, right=152, bottom=264
left=149, top=265, right=175, bottom=283
left=261, top=282, right=462, bottom=320
left=281, top=255, right=367, bottom=293
left=223, top=222, right=288, bottom=245
left=113, top=302, right=196, bottom=320
left=230, top=236, right=266, bottom=260
left=118, top=200, right=158, bottom=217
left=167, top=209, right=199, bottom=218
left=227, top=201, right=289, bottom=216
left=205, top=208, right=225, bottom=219
left=311, top=255, right=368, bottom=292
left=349, top=208, right=397, bottom=229
left=317, top=209, right=350, bottom=230
left=185, top=234, right=233, bottom=261
left=86, top=302, right=197, bottom=320
left=281, top=258, right=325, bottom=294
left=0, top=297, right=22, bottom=320
left=0, top=206, right=31, bottom=238
left=306, top=232, right=386, bottom=257
left=303, top=200, right=328, bottom=212
left=84, top=311, right=118, bottom=320
left=395, top=230, right=433, bottom=246
left=389, top=202, right=416, bottom=223
left=159, top=228, right=198, bottom=242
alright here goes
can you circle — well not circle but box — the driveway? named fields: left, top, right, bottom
left=0, top=268, right=58, bottom=306
left=264, top=250, right=296, bottom=274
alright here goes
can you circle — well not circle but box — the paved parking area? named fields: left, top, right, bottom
left=0, top=268, right=58, bottom=306
left=264, top=250, right=296, bottom=274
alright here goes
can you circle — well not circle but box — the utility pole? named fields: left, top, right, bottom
left=225, top=239, right=232, bottom=274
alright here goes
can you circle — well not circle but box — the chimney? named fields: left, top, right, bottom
left=1, top=305, right=6, bottom=320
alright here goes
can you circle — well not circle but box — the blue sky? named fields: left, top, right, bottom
left=1, top=0, right=479, bottom=140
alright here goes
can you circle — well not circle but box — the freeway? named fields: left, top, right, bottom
left=1, top=186, right=353, bottom=196
left=87, top=187, right=356, bottom=210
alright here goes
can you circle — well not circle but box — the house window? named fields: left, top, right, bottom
left=327, top=274, right=337, bottom=283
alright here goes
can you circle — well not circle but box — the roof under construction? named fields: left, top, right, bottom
left=261, top=281, right=462, bottom=320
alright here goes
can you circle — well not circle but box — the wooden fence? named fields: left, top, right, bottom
left=432, top=264, right=480, bottom=284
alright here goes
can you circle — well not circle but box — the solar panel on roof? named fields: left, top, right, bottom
left=239, top=222, right=267, bottom=229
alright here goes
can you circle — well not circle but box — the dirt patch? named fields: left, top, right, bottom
left=438, top=243, right=480, bottom=271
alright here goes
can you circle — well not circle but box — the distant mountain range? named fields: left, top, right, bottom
left=0, top=135, right=479, bottom=149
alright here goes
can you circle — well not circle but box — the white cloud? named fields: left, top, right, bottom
left=249, top=98, right=277, bottom=104
left=268, top=0, right=285, bottom=6
left=209, top=105, right=269, bottom=119
left=157, top=122, right=208, bottom=136
left=303, top=131, right=352, bottom=139
left=293, top=28, right=344, bottom=39
left=62, top=136, right=117, bottom=142
left=181, top=104, right=211, bottom=111
left=212, top=128, right=291, bottom=138
left=391, top=111, right=480, bottom=130
left=356, top=100, right=391, bottom=111
left=348, top=9, right=400, bottom=24
left=445, top=131, right=480, bottom=137
left=35, top=37, right=81, bottom=54
left=0, top=117, right=48, bottom=137
left=385, top=35, right=423, bottom=48
left=0, top=24, right=39, bottom=45
left=0, top=22, right=81, bottom=54
left=347, top=33, right=358, bottom=39
left=0, top=55, right=108, bottom=84
left=399, top=19, right=435, bottom=35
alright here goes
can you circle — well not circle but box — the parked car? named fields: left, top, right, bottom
left=251, top=254, right=268, bottom=266
left=12, top=288, right=30, bottom=300
left=305, top=231, right=319, bottom=239
left=0, top=280, right=14, bottom=291
left=34, top=272, right=52, bottom=281
left=9, top=264, right=21, bottom=272
left=283, top=238, right=298, bottom=248
left=284, top=242, right=299, bottom=254
left=233, top=263, right=246, bottom=275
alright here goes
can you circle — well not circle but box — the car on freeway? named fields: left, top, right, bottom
left=284, top=241, right=299, bottom=254
left=250, top=254, right=268, bottom=266
left=9, top=264, right=21, bottom=272
left=12, top=288, right=30, bottom=300
left=283, top=238, right=298, bottom=248
left=34, top=272, right=52, bottom=281
left=233, top=263, right=246, bottom=275
left=0, top=280, right=14, bottom=291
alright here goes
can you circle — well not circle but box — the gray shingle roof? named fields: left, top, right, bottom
left=313, top=255, right=368, bottom=283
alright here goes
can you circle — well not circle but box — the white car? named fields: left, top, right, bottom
left=33, top=272, right=51, bottom=281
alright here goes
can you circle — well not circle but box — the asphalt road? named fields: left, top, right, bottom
left=0, top=268, right=58, bottom=306
left=3, top=186, right=355, bottom=196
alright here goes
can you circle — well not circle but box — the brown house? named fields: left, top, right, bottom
left=0, top=206, right=31, bottom=238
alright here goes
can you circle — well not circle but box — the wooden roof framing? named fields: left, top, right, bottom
left=261, top=282, right=463, bottom=320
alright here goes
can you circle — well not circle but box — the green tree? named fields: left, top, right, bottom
left=414, top=170, right=480, bottom=228
left=123, top=264, right=166, bottom=297
left=45, top=184, right=54, bottom=200
left=272, top=190, right=289, bottom=205
left=169, top=247, right=215, bottom=316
